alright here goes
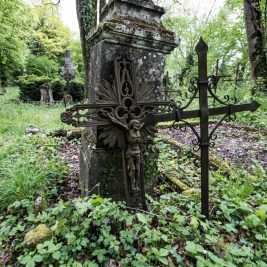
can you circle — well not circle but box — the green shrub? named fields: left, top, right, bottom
left=17, top=75, right=84, bottom=102
left=17, top=75, right=51, bottom=102
left=51, top=78, right=85, bottom=102
left=68, top=78, right=84, bottom=102
left=51, top=78, right=64, bottom=100
left=0, top=135, right=68, bottom=210
left=26, top=55, right=60, bottom=78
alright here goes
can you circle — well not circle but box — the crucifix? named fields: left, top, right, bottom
left=61, top=38, right=260, bottom=218
left=61, top=55, right=170, bottom=210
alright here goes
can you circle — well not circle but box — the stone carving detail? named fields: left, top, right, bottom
left=99, top=112, right=144, bottom=192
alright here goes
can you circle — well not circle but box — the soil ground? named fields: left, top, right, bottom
left=59, top=123, right=266, bottom=194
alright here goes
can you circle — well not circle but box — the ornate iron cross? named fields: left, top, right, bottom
left=61, top=39, right=260, bottom=218
left=144, top=38, right=260, bottom=219
left=61, top=55, right=169, bottom=210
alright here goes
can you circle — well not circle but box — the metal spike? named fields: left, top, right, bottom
left=195, top=37, right=209, bottom=54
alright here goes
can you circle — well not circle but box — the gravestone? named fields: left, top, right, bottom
left=61, top=50, right=76, bottom=105
left=40, top=83, right=54, bottom=104
left=62, top=37, right=260, bottom=217
left=80, top=0, right=179, bottom=203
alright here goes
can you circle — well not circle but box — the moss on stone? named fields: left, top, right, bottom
left=168, top=176, right=190, bottom=191
left=24, top=224, right=52, bottom=247
left=182, top=188, right=201, bottom=196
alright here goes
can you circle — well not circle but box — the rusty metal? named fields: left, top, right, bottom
left=146, top=38, right=260, bottom=219
left=61, top=39, right=260, bottom=219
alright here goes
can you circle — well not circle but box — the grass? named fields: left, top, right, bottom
left=0, top=131, right=69, bottom=211
left=0, top=87, right=70, bottom=210
left=0, top=87, right=69, bottom=147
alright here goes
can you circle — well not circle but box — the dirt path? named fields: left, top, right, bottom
left=58, top=139, right=80, bottom=200
left=160, top=122, right=267, bottom=170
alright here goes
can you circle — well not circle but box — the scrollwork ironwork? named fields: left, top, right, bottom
left=208, top=75, right=237, bottom=105
left=172, top=119, right=201, bottom=152
left=181, top=77, right=199, bottom=110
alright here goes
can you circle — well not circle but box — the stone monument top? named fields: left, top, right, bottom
left=91, top=0, right=179, bottom=58
left=99, top=0, right=164, bottom=26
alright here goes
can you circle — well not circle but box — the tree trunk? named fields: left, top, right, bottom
left=244, top=0, right=267, bottom=92
left=76, top=0, right=97, bottom=99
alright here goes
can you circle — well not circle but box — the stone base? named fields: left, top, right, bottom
left=79, top=138, right=126, bottom=201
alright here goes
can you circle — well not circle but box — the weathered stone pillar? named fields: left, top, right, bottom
left=80, top=0, right=179, bottom=200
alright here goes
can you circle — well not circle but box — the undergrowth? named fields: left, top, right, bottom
left=0, top=135, right=68, bottom=210
left=0, top=183, right=266, bottom=266
left=0, top=137, right=266, bottom=266
left=0, top=87, right=266, bottom=266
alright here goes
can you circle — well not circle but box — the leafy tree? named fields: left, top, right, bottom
left=163, top=1, right=257, bottom=89
left=0, top=0, right=32, bottom=86
left=25, top=55, right=59, bottom=78
left=29, top=0, right=96, bottom=95
left=28, top=3, right=72, bottom=62
left=69, top=40, right=84, bottom=79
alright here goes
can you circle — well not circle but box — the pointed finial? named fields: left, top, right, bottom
left=251, top=101, right=261, bottom=112
left=195, top=37, right=208, bottom=54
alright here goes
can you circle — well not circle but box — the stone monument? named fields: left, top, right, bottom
left=79, top=0, right=179, bottom=205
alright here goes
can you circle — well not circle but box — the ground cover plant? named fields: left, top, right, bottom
left=0, top=169, right=266, bottom=266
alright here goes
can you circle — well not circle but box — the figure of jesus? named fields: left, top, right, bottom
left=99, top=111, right=144, bottom=191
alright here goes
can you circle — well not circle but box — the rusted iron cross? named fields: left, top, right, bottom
left=144, top=38, right=260, bottom=219
left=61, top=38, right=260, bottom=219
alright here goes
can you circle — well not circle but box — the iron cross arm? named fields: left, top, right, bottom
left=61, top=100, right=172, bottom=128
left=144, top=100, right=261, bottom=125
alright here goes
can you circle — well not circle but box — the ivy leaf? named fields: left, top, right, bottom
left=159, top=248, right=169, bottom=257
left=52, top=251, right=61, bottom=260
left=136, top=213, right=148, bottom=224
left=33, top=254, right=43, bottom=263
left=185, top=241, right=205, bottom=255
left=75, top=201, right=91, bottom=215
left=190, top=216, right=199, bottom=229
left=90, top=197, right=104, bottom=206
left=244, top=214, right=261, bottom=228
left=92, top=249, right=107, bottom=263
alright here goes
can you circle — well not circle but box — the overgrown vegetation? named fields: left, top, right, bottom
left=0, top=87, right=266, bottom=265
left=0, top=88, right=68, bottom=146
left=0, top=135, right=68, bottom=210
left=0, top=164, right=266, bottom=266
left=17, top=76, right=84, bottom=102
